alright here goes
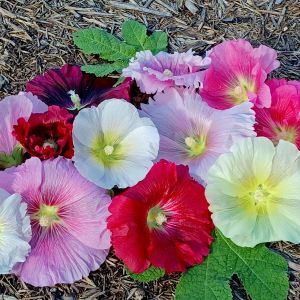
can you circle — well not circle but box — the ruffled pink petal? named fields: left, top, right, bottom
left=253, top=45, right=280, bottom=73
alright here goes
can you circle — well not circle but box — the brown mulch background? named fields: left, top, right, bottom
left=0, top=0, right=300, bottom=299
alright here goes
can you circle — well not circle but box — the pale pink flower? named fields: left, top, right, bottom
left=122, top=50, right=210, bottom=94
left=0, top=157, right=111, bottom=287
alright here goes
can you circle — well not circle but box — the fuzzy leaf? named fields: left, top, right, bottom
left=113, top=76, right=125, bottom=87
left=176, top=230, right=289, bottom=300
left=144, top=31, right=168, bottom=53
left=0, top=145, right=24, bottom=169
left=81, top=61, right=127, bottom=77
left=73, top=28, right=136, bottom=61
left=126, top=266, right=165, bottom=283
left=121, top=20, right=147, bottom=48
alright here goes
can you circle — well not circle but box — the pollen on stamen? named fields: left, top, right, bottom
left=68, top=90, right=81, bottom=109
left=104, top=145, right=114, bottom=156
left=163, top=69, right=174, bottom=77
left=155, top=212, right=167, bottom=226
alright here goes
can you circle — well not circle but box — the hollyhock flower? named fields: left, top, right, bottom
left=0, top=157, right=111, bottom=286
left=206, top=137, right=300, bottom=247
left=0, top=188, right=31, bottom=274
left=254, top=79, right=300, bottom=148
left=0, top=93, right=47, bottom=168
left=73, top=99, right=159, bottom=189
left=141, top=87, right=255, bottom=182
left=107, top=160, right=214, bottom=273
left=13, top=106, right=74, bottom=160
left=200, top=39, right=280, bottom=109
left=26, top=64, right=132, bottom=111
left=122, top=49, right=210, bottom=94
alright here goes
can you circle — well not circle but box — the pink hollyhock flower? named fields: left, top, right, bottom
left=0, top=93, right=47, bottom=168
left=13, top=106, right=74, bottom=160
left=107, top=160, right=214, bottom=273
left=254, top=79, right=300, bottom=148
left=26, top=64, right=132, bottom=111
left=122, top=50, right=210, bottom=94
left=200, top=39, right=280, bottom=109
left=0, top=157, right=111, bottom=287
left=141, top=87, right=255, bottom=182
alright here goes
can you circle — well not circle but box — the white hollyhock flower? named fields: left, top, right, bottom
left=0, top=188, right=31, bottom=273
left=73, top=99, right=160, bottom=189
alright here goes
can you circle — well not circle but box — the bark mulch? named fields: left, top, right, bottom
left=0, top=0, right=300, bottom=299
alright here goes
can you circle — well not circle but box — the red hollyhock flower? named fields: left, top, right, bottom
left=13, top=106, right=74, bottom=160
left=107, top=160, right=214, bottom=274
left=254, top=79, right=300, bottom=148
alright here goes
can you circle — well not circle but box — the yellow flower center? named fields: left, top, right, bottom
left=163, top=69, right=173, bottom=77
left=185, top=136, right=206, bottom=157
left=229, top=77, right=256, bottom=104
left=274, top=126, right=297, bottom=144
left=147, top=206, right=167, bottom=229
left=90, top=132, right=128, bottom=167
left=34, top=204, right=60, bottom=228
left=68, top=90, right=81, bottom=110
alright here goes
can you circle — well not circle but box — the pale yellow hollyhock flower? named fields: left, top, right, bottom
left=206, top=137, right=300, bottom=247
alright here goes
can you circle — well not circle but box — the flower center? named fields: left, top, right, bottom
left=185, top=136, right=206, bottom=157
left=249, top=184, right=270, bottom=205
left=34, top=204, right=60, bottom=228
left=43, top=139, right=58, bottom=151
left=147, top=206, right=167, bottom=229
left=274, top=125, right=297, bottom=144
left=163, top=69, right=173, bottom=77
left=104, top=145, right=114, bottom=156
left=229, top=77, right=256, bottom=104
left=68, top=90, right=81, bottom=110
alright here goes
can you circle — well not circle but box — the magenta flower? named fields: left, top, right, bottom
left=200, top=39, right=280, bottom=109
left=0, top=157, right=111, bottom=287
left=141, top=87, right=255, bottom=182
left=26, top=64, right=132, bottom=111
left=122, top=50, right=210, bottom=94
left=0, top=93, right=47, bottom=163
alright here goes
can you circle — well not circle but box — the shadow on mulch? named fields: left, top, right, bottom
left=1, top=0, right=300, bottom=299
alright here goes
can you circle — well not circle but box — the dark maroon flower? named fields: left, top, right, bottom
left=13, top=106, right=74, bottom=160
left=26, top=64, right=132, bottom=110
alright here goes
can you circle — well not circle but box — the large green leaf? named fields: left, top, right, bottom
left=121, top=20, right=148, bottom=48
left=81, top=61, right=128, bottom=77
left=144, top=31, right=168, bottom=53
left=73, top=28, right=136, bottom=61
left=176, top=230, right=289, bottom=300
left=0, top=145, right=24, bottom=169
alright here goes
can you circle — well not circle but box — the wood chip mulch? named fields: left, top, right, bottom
left=1, top=0, right=300, bottom=299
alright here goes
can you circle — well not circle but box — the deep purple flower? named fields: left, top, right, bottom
left=26, top=64, right=132, bottom=111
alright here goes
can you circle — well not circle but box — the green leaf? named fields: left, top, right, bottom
left=144, top=31, right=168, bottom=54
left=113, top=76, right=125, bottom=87
left=121, top=20, right=147, bottom=48
left=81, top=61, right=128, bottom=77
left=73, top=28, right=136, bottom=61
left=0, top=145, right=24, bottom=169
left=176, top=230, right=289, bottom=300
left=126, top=266, right=165, bottom=283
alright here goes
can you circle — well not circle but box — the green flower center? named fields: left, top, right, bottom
left=34, top=204, right=60, bottom=228
left=90, top=133, right=128, bottom=167
left=68, top=90, right=81, bottom=110
left=274, top=125, right=297, bottom=144
left=249, top=184, right=271, bottom=206
left=185, top=136, right=206, bottom=157
left=163, top=69, right=173, bottom=77
left=147, top=206, right=167, bottom=229
left=43, top=139, right=58, bottom=151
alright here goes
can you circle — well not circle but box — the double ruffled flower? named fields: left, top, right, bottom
left=108, top=160, right=214, bottom=273
left=254, top=79, right=300, bottom=148
left=13, top=106, right=74, bottom=160
left=123, top=50, right=210, bottom=94
left=0, top=157, right=111, bottom=286
left=73, top=99, right=159, bottom=189
left=206, top=137, right=300, bottom=247
left=141, top=87, right=255, bottom=182
left=200, top=39, right=280, bottom=109
left=0, top=188, right=31, bottom=274
left=0, top=92, right=47, bottom=169
left=26, top=64, right=132, bottom=111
